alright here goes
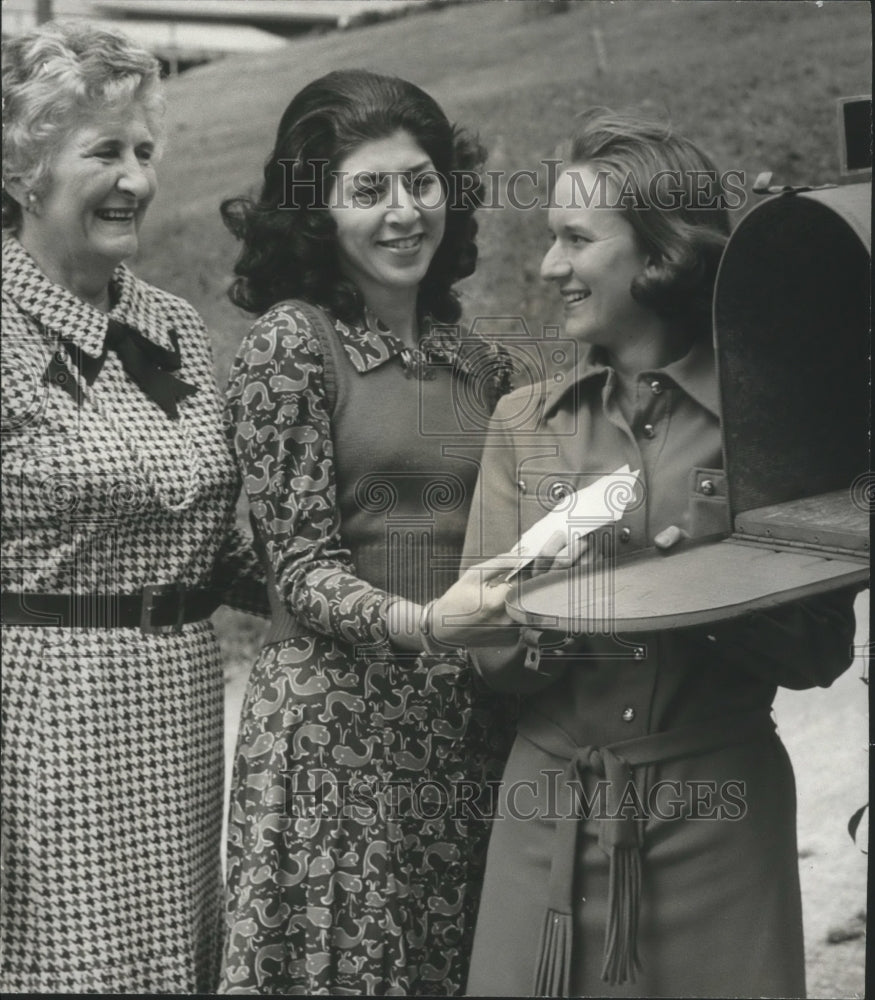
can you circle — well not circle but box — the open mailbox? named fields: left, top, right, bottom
left=508, top=182, right=870, bottom=634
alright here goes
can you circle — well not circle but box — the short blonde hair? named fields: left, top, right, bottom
left=559, top=108, right=730, bottom=338
left=2, top=20, right=165, bottom=230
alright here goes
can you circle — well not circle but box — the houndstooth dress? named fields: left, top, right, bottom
left=0, top=235, right=264, bottom=994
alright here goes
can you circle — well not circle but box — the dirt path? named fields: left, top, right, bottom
left=772, top=591, right=869, bottom=999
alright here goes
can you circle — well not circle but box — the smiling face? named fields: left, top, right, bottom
left=19, top=101, right=158, bottom=301
left=541, top=165, right=655, bottom=351
left=328, top=130, right=446, bottom=312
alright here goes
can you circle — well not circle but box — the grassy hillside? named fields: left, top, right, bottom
left=135, top=0, right=872, bottom=383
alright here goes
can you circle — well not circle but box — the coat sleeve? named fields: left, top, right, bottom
left=461, top=395, right=568, bottom=693
left=706, top=585, right=861, bottom=689
left=461, top=397, right=527, bottom=563
left=224, top=302, right=395, bottom=647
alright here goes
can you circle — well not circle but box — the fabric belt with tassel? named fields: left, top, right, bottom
left=520, top=707, right=776, bottom=995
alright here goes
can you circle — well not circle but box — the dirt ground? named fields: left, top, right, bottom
left=773, top=591, right=869, bottom=999
left=221, top=592, right=868, bottom=998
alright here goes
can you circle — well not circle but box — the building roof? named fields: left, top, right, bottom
left=91, top=0, right=429, bottom=30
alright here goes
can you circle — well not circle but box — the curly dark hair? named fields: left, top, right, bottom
left=561, top=108, right=731, bottom=340
left=221, top=69, right=486, bottom=323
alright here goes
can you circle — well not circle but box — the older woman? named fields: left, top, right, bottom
left=462, top=110, right=858, bottom=997
left=219, top=70, right=519, bottom=995
left=1, top=21, right=264, bottom=993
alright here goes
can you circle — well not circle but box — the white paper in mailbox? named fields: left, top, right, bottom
left=502, top=464, right=641, bottom=581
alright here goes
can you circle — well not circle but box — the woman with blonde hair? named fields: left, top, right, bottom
left=1, top=21, right=263, bottom=993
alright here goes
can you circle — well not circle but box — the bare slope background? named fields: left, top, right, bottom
left=130, top=3, right=869, bottom=996
left=136, top=0, right=871, bottom=382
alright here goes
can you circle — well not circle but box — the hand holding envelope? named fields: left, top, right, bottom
left=500, top=464, right=641, bottom=582
left=412, top=468, right=638, bottom=650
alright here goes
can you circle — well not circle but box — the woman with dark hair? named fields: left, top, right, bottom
left=461, top=109, right=858, bottom=997
left=1, top=20, right=264, bottom=994
left=218, top=70, right=518, bottom=995
left=221, top=70, right=482, bottom=326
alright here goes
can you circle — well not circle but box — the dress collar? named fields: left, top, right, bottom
left=542, top=337, right=720, bottom=419
left=331, top=308, right=495, bottom=381
left=331, top=309, right=407, bottom=374
left=2, top=234, right=178, bottom=355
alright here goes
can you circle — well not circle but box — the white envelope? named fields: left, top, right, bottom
left=502, top=464, right=641, bottom=581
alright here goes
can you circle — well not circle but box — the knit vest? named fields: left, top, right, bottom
left=261, top=305, right=498, bottom=643
left=323, top=309, right=483, bottom=605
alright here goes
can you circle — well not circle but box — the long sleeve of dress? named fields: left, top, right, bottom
left=211, top=523, right=269, bottom=617
left=224, top=304, right=394, bottom=647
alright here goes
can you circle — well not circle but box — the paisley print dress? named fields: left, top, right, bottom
left=0, top=235, right=265, bottom=993
left=219, top=301, right=516, bottom=995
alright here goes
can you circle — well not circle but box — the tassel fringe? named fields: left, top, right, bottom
left=601, top=845, right=642, bottom=986
left=533, top=907, right=573, bottom=996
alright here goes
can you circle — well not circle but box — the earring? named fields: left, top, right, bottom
left=24, top=191, right=37, bottom=213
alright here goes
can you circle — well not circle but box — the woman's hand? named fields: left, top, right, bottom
left=534, top=522, right=691, bottom=572
left=385, top=555, right=517, bottom=654
left=433, top=556, right=568, bottom=693
left=528, top=528, right=593, bottom=576
left=429, top=555, right=519, bottom=649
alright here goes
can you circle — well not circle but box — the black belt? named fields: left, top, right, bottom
left=1, top=585, right=223, bottom=634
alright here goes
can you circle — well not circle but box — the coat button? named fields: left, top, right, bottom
left=649, top=379, right=663, bottom=395
left=622, top=706, right=636, bottom=722
left=548, top=481, right=571, bottom=504
left=633, top=646, right=645, bottom=661
left=619, top=526, right=632, bottom=543
left=516, top=479, right=527, bottom=494
left=700, top=478, right=716, bottom=496
left=642, top=423, right=655, bottom=439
